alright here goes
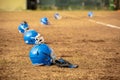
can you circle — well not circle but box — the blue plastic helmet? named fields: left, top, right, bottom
left=40, top=17, right=48, bottom=25
left=29, top=43, right=53, bottom=65
left=18, top=21, right=29, bottom=34
left=88, top=11, right=93, bottom=18
left=54, top=13, right=61, bottom=20
left=23, top=30, right=44, bottom=45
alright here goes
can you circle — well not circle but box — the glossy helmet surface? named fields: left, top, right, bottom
left=18, top=21, right=29, bottom=34
left=23, top=30, right=44, bottom=45
left=29, top=43, right=53, bottom=65
left=88, top=11, right=93, bottom=18
left=40, top=17, right=48, bottom=25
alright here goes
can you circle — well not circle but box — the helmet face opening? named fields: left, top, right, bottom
left=35, top=34, right=44, bottom=44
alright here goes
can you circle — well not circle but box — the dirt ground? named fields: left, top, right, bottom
left=0, top=11, right=120, bottom=80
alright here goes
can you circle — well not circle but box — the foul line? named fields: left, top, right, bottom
left=89, top=19, right=120, bottom=29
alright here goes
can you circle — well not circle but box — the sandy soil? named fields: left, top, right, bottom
left=0, top=11, right=120, bottom=80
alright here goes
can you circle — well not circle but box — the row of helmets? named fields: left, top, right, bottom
left=36, top=11, right=93, bottom=25
left=40, top=13, right=62, bottom=25
left=18, top=12, right=93, bottom=66
left=18, top=21, right=54, bottom=66
left=18, top=12, right=62, bottom=44
left=18, top=13, right=65, bottom=66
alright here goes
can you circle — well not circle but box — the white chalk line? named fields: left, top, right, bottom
left=89, top=19, right=120, bottom=29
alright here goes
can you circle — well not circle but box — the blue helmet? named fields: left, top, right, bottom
left=40, top=17, right=48, bottom=25
left=23, top=30, right=44, bottom=45
left=18, top=21, right=29, bottom=34
left=88, top=11, right=93, bottom=18
left=54, top=13, right=61, bottom=20
left=29, top=43, right=53, bottom=65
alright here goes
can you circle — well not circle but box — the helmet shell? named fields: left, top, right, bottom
left=18, top=22, right=29, bottom=34
left=40, top=17, right=48, bottom=25
left=29, top=43, right=52, bottom=65
left=54, top=13, right=61, bottom=19
left=23, top=30, right=38, bottom=45
left=88, top=11, right=93, bottom=18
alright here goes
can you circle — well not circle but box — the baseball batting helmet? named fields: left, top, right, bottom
left=88, top=11, right=93, bottom=18
left=54, top=13, right=61, bottom=20
left=29, top=43, right=53, bottom=65
left=18, top=21, right=29, bottom=34
left=23, top=30, right=44, bottom=45
left=40, top=17, right=48, bottom=25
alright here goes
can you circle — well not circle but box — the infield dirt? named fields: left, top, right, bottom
left=0, top=11, right=120, bottom=80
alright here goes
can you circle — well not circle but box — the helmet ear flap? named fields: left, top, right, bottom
left=25, top=39, right=35, bottom=44
left=30, top=37, right=36, bottom=44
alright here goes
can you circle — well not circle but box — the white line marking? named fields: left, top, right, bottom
left=89, top=19, right=120, bottom=29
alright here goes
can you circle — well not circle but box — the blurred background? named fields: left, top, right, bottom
left=0, top=0, right=120, bottom=11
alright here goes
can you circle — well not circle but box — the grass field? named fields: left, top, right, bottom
left=0, top=11, right=120, bottom=80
